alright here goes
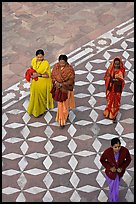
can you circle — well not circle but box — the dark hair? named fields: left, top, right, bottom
left=58, top=54, right=68, bottom=62
left=114, top=58, right=120, bottom=63
left=111, top=137, right=121, bottom=146
left=36, top=49, right=44, bottom=56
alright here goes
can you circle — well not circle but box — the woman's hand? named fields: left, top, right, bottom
left=55, top=81, right=62, bottom=88
left=110, top=166, right=116, bottom=172
left=117, top=168, right=122, bottom=173
left=31, top=72, right=40, bottom=78
left=112, top=78, right=118, bottom=81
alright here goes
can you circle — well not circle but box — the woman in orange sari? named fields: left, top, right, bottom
left=51, top=54, right=75, bottom=127
left=103, top=57, right=125, bottom=122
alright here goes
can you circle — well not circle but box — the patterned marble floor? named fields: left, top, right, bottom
left=2, top=18, right=134, bottom=202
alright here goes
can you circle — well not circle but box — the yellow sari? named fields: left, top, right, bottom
left=27, top=57, right=54, bottom=117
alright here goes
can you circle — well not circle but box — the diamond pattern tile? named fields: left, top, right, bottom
left=2, top=18, right=134, bottom=202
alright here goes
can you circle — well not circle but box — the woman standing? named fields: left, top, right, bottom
left=27, top=49, right=54, bottom=117
left=103, top=57, right=125, bottom=122
left=100, top=137, right=131, bottom=202
left=51, top=54, right=75, bottom=127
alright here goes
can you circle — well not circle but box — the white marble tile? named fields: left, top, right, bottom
left=120, top=118, right=134, bottom=124
left=122, top=91, right=133, bottom=96
left=103, top=51, right=111, bottom=60
left=122, top=133, right=134, bottom=139
left=122, top=50, right=129, bottom=59
left=94, top=154, right=102, bottom=169
left=91, top=70, right=105, bottom=74
left=125, top=61, right=132, bottom=70
left=68, top=155, right=78, bottom=170
left=17, top=173, right=27, bottom=190
left=98, top=190, right=108, bottom=202
left=22, top=112, right=31, bottom=124
left=50, top=186, right=72, bottom=193
left=127, top=71, right=134, bottom=81
left=50, top=168, right=70, bottom=175
left=77, top=185, right=99, bottom=193
left=74, top=134, right=92, bottom=140
left=92, top=138, right=102, bottom=152
left=115, top=123, right=124, bottom=135
left=43, top=156, right=52, bottom=169
left=68, top=125, right=77, bottom=137
left=44, top=112, right=52, bottom=124
left=70, top=172, right=80, bottom=188
left=2, top=127, right=7, bottom=139
left=2, top=113, right=8, bottom=125
left=28, top=122, right=46, bottom=127
left=75, top=150, right=95, bottom=157
left=43, top=173, right=53, bottom=188
left=28, top=136, right=46, bottom=142
left=74, top=93, right=90, bottom=98
left=68, top=139, right=77, bottom=153
left=88, top=84, right=95, bottom=94
left=24, top=168, right=46, bottom=175
left=24, top=187, right=45, bottom=194
left=86, top=73, right=94, bottom=83
left=51, top=135, right=67, bottom=142
left=44, top=141, right=54, bottom=154
left=98, top=134, right=118, bottom=140
left=2, top=92, right=16, bottom=104
left=92, top=80, right=105, bottom=85
left=16, top=193, right=26, bottom=202
left=20, top=126, right=30, bottom=139
left=75, top=81, right=89, bottom=86
left=76, top=106, right=91, bottom=112
left=26, top=152, right=45, bottom=159
left=5, top=123, right=24, bottom=129
left=43, top=191, right=53, bottom=202
left=89, top=109, right=98, bottom=122
left=85, top=62, right=93, bottom=71
left=70, top=190, right=81, bottom=202
left=122, top=171, right=132, bottom=186
left=4, top=137, right=23, bottom=144
left=75, top=70, right=88, bottom=75
left=96, top=171, right=106, bottom=187
left=2, top=187, right=20, bottom=194
left=97, top=119, right=113, bottom=125
left=93, top=92, right=106, bottom=97
left=2, top=169, right=20, bottom=176
left=51, top=151, right=70, bottom=158
left=125, top=189, right=134, bottom=202
left=3, top=153, right=22, bottom=160
left=76, top=168, right=97, bottom=174
left=88, top=96, right=96, bottom=107
left=18, top=157, right=28, bottom=171
left=44, top=126, right=53, bottom=138
left=129, top=82, right=134, bottom=92
left=20, top=141, right=29, bottom=155
left=75, top=120, right=92, bottom=126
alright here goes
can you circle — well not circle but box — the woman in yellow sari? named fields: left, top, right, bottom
left=51, top=54, right=75, bottom=127
left=27, top=49, right=54, bottom=117
left=103, top=57, right=125, bottom=122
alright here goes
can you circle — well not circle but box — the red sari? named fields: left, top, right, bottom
left=103, top=57, right=125, bottom=120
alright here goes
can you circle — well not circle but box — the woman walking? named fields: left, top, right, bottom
left=51, top=54, right=75, bottom=127
left=26, top=49, right=54, bottom=117
left=100, top=137, right=131, bottom=202
left=103, top=57, right=125, bottom=122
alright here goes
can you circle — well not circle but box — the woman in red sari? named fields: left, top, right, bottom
left=103, top=57, right=125, bottom=122
left=51, top=54, right=75, bottom=127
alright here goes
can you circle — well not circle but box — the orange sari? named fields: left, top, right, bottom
left=51, top=63, right=75, bottom=126
left=103, top=57, right=125, bottom=120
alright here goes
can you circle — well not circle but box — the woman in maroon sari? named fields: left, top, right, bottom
left=100, top=138, right=131, bottom=202
left=103, top=57, right=125, bottom=122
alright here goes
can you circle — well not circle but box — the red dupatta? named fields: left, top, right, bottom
left=104, top=56, right=125, bottom=94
